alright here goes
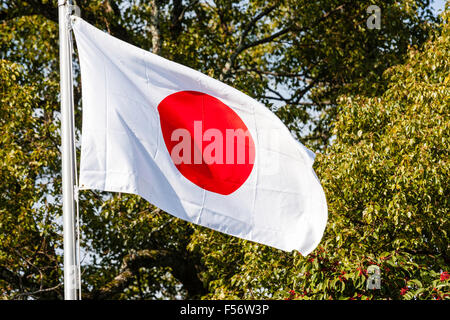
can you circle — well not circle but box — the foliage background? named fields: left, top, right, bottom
left=0, top=0, right=448, bottom=299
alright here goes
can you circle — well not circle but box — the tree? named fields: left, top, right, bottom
left=0, top=59, right=62, bottom=299
left=189, top=7, right=449, bottom=300
left=313, top=9, right=449, bottom=299
left=0, top=0, right=442, bottom=299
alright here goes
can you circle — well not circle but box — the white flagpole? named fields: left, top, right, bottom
left=58, top=0, right=80, bottom=300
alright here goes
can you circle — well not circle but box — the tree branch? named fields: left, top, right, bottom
left=11, top=283, right=63, bottom=300
left=148, top=0, right=161, bottom=54
left=89, top=248, right=205, bottom=299
left=221, top=3, right=346, bottom=79
left=232, top=68, right=309, bottom=79
left=238, top=2, right=280, bottom=46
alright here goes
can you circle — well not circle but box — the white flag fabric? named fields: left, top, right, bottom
left=72, top=16, right=327, bottom=255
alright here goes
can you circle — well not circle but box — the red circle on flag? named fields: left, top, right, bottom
left=158, top=91, right=255, bottom=195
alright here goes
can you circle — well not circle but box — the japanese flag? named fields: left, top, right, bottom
left=72, top=16, right=327, bottom=255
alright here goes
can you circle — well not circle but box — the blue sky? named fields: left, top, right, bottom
left=432, top=0, right=447, bottom=13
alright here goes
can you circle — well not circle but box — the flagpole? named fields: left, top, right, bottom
left=58, top=0, right=80, bottom=300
